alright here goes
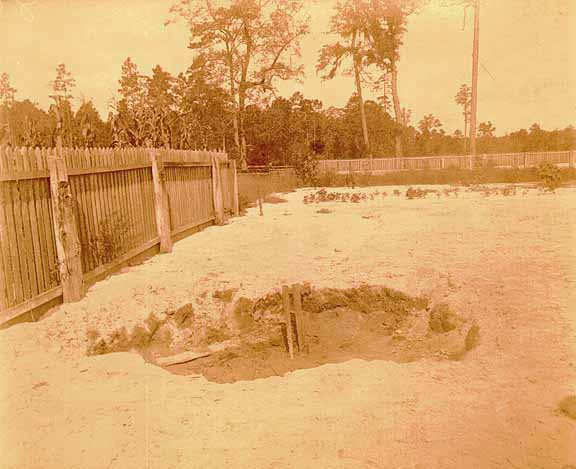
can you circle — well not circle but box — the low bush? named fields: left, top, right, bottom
left=536, top=163, right=562, bottom=192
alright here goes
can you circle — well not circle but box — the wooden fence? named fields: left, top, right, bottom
left=318, top=150, right=576, bottom=174
left=0, top=146, right=238, bottom=326
left=238, top=168, right=298, bottom=208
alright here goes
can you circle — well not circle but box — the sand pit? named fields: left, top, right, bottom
left=1, top=184, right=575, bottom=469
left=82, top=284, right=478, bottom=384
left=168, top=289, right=478, bottom=383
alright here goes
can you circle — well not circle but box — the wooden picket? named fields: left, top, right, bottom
left=0, top=146, right=234, bottom=326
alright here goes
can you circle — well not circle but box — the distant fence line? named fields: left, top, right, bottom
left=317, top=150, right=575, bottom=174
left=0, top=145, right=238, bottom=326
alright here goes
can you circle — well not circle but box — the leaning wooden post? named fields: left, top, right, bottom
left=149, top=147, right=173, bottom=253
left=48, top=144, right=84, bottom=302
left=282, top=285, right=295, bottom=359
left=211, top=154, right=225, bottom=225
left=231, top=159, right=240, bottom=216
left=292, top=284, right=309, bottom=354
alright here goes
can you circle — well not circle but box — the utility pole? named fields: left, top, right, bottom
left=469, top=0, right=480, bottom=156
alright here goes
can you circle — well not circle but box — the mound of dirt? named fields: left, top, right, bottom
left=249, top=285, right=427, bottom=324
left=86, top=304, right=196, bottom=357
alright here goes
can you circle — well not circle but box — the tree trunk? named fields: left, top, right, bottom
left=238, top=90, right=248, bottom=171
left=470, top=0, right=480, bottom=156
left=352, top=31, right=370, bottom=155
left=463, top=114, right=468, bottom=154
left=228, top=62, right=242, bottom=167
left=390, top=61, right=404, bottom=158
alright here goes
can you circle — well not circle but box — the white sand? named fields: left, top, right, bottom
left=1, top=185, right=575, bottom=468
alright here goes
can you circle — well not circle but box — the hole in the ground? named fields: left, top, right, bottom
left=86, top=285, right=479, bottom=383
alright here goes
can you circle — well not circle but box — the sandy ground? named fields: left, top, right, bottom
left=1, top=184, right=575, bottom=468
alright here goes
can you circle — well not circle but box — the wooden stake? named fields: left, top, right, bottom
left=211, top=155, right=225, bottom=225
left=149, top=148, right=173, bottom=253
left=292, top=284, right=309, bottom=354
left=282, top=285, right=294, bottom=359
left=48, top=146, right=84, bottom=303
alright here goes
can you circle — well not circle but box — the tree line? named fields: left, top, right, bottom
left=0, top=0, right=574, bottom=168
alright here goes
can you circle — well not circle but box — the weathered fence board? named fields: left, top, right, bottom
left=0, top=145, right=232, bottom=326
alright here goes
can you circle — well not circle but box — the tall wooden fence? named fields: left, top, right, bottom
left=0, top=146, right=238, bottom=326
left=318, top=150, right=576, bottom=174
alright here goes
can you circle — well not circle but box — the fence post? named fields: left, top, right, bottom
left=48, top=146, right=84, bottom=303
left=570, top=150, right=575, bottom=169
left=441, top=157, right=445, bottom=169
left=211, top=155, right=225, bottom=225
left=231, top=159, right=240, bottom=216
left=149, top=148, right=173, bottom=253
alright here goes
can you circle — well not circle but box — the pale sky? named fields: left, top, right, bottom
left=1, top=0, right=574, bottom=135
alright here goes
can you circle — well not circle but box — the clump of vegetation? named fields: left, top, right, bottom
left=465, top=324, right=480, bottom=351
left=213, top=288, right=238, bottom=303
left=86, top=313, right=174, bottom=356
left=167, top=303, right=195, bottom=328
left=234, top=297, right=254, bottom=318
left=429, top=303, right=460, bottom=333
left=304, top=188, right=385, bottom=204
left=89, top=211, right=132, bottom=266
left=406, top=187, right=438, bottom=199
left=558, top=395, right=576, bottom=420
left=293, top=150, right=319, bottom=187
left=500, top=185, right=518, bottom=196
left=536, top=163, right=562, bottom=192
